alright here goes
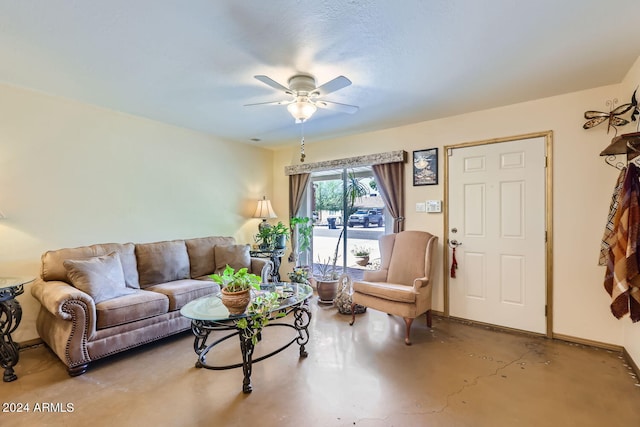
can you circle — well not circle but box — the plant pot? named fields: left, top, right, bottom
left=355, top=256, right=369, bottom=266
left=274, top=234, right=287, bottom=249
left=220, top=288, right=251, bottom=315
left=315, top=278, right=338, bottom=304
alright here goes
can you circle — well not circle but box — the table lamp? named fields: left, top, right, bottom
left=253, top=196, right=277, bottom=232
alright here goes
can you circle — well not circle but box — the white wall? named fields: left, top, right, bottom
left=0, top=83, right=273, bottom=342
left=620, top=56, right=640, bottom=365
left=274, top=58, right=640, bottom=355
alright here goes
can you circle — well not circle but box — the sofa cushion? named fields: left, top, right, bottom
left=214, top=244, right=251, bottom=273
left=63, top=252, right=136, bottom=304
left=42, top=242, right=139, bottom=289
left=135, top=240, right=190, bottom=288
left=96, top=290, right=169, bottom=329
left=185, top=236, right=236, bottom=278
left=145, top=279, right=219, bottom=311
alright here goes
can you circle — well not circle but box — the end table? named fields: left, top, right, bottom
left=1, top=277, right=33, bottom=382
left=250, top=248, right=285, bottom=282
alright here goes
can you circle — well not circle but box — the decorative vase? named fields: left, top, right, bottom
left=355, top=256, right=369, bottom=266
left=220, top=288, right=251, bottom=315
left=316, top=278, right=338, bottom=304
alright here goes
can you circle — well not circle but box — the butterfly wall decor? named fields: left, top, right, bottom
left=583, top=89, right=638, bottom=135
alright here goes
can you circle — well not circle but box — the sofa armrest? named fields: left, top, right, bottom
left=250, top=257, right=273, bottom=283
left=363, top=268, right=388, bottom=282
left=31, top=278, right=97, bottom=339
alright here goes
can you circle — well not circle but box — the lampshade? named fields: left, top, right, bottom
left=287, top=97, right=317, bottom=123
left=253, top=197, right=277, bottom=220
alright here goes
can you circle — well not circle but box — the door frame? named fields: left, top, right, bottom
left=443, top=130, right=554, bottom=338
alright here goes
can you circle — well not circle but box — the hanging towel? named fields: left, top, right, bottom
left=450, top=247, right=457, bottom=278
left=599, top=166, right=626, bottom=266
left=604, top=163, right=640, bottom=321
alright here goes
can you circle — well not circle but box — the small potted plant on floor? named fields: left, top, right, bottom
left=315, top=256, right=341, bottom=303
left=313, top=228, right=344, bottom=303
left=211, top=265, right=261, bottom=315
left=288, top=266, right=310, bottom=284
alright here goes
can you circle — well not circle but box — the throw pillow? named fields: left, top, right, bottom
left=63, top=252, right=135, bottom=304
left=214, top=244, right=251, bottom=273
left=135, top=240, right=190, bottom=287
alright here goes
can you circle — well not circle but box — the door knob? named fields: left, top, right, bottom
left=448, top=239, right=462, bottom=247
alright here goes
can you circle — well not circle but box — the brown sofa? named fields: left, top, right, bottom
left=30, top=236, right=271, bottom=376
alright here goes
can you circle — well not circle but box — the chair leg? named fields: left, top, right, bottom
left=349, top=303, right=356, bottom=326
left=403, top=317, right=414, bottom=345
left=426, top=309, right=432, bottom=328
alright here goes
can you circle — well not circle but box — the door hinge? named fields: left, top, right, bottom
left=545, top=231, right=547, bottom=242
left=545, top=305, right=548, bottom=317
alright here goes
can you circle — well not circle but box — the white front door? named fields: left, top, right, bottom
left=448, top=136, right=547, bottom=334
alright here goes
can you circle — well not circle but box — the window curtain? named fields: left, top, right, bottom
left=372, top=162, right=405, bottom=233
left=288, top=173, right=310, bottom=263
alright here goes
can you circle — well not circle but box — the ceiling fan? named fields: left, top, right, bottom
left=245, top=73, right=359, bottom=123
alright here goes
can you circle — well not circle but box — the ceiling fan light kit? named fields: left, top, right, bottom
left=247, top=72, right=359, bottom=162
left=248, top=73, right=358, bottom=123
left=287, top=96, right=317, bottom=123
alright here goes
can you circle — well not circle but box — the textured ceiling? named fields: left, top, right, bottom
left=1, top=1, right=639, bottom=147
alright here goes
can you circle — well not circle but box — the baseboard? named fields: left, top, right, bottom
left=18, top=338, right=43, bottom=349
left=441, top=316, right=638, bottom=376
left=551, top=333, right=624, bottom=352
left=623, top=347, right=640, bottom=379
left=446, top=315, right=547, bottom=338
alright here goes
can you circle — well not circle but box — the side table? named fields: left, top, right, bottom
left=250, top=248, right=285, bottom=282
left=0, top=277, right=33, bottom=382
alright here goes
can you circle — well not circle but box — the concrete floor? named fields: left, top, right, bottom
left=3, top=294, right=640, bottom=427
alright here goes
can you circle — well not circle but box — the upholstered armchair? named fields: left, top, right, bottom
left=349, top=230, right=438, bottom=345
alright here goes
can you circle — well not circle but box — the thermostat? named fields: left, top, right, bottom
left=426, top=200, right=442, bottom=213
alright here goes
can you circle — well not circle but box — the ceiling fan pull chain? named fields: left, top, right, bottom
left=300, top=122, right=306, bottom=163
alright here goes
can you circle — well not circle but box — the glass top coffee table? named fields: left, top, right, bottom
left=180, top=282, right=313, bottom=393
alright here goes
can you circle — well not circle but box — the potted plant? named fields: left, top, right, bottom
left=314, top=228, right=344, bottom=303
left=270, top=221, right=290, bottom=249
left=254, top=227, right=274, bottom=250
left=288, top=266, right=310, bottom=284
left=236, top=292, right=284, bottom=346
left=351, top=245, right=371, bottom=266
left=211, top=265, right=261, bottom=315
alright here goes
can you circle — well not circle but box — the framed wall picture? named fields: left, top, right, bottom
left=413, top=148, right=438, bottom=186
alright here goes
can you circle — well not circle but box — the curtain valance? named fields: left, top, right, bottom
left=284, top=150, right=406, bottom=176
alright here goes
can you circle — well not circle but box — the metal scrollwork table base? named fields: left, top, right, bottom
left=180, top=283, right=312, bottom=394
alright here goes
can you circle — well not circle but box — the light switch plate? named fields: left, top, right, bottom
left=415, top=202, right=426, bottom=212
left=426, top=200, right=442, bottom=213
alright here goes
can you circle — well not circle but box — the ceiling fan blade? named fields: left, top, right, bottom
left=315, top=100, right=359, bottom=114
left=244, top=100, right=291, bottom=107
left=254, top=75, right=291, bottom=94
left=314, top=76, right=352, bottom=97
